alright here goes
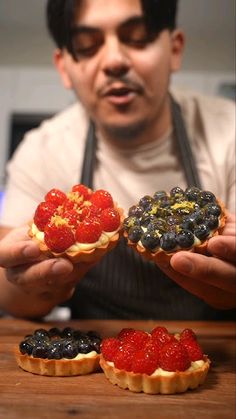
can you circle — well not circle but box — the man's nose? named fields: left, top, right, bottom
left=101, top=35, right=131, bottom=77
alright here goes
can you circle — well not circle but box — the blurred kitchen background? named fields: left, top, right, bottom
left=0, top=0, right=235, bottom=214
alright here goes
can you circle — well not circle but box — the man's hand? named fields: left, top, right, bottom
left=157, top=213, right=236, bottom=310
left=0, top=226, right=94, bottom=317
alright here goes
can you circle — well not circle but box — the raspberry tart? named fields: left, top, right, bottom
left=29, top=184, right=124, bottom=263
left=15, top=327, right=102, bottom=376
left=100, top=326, right=210, bottom=394
left=123, top=186, right=226, bottom=263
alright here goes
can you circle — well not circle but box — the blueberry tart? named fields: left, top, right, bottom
left=100, top=326, right=210, bottom=394
left=29, top=184, right=124, bottom=264
left=15, top=327, right=102, bottom=376
left=124, top=186, right=226, bottom=263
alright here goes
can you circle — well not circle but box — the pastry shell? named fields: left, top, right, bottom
left=15, top=347, right=100, bottom=376
left=125, top=199, right=226, bottom=264
left=100, top=355, right=210, bottom=395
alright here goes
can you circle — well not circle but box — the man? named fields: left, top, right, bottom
left=0, top=0, right=235, bottom=319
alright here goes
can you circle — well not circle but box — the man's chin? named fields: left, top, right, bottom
left=99, top=119, right=148, bottom=142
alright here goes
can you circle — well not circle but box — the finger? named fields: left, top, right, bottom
left=207, top=236, right=236, bottom=262
left=222, top=213, right=236, bottom=235
left=159, top=262, right=235, bottom=309
left=6, top=258, right=74, bottom=288
left=0, top=240, right=42, bottom=268
left=170, top=251, right=236, bottom=293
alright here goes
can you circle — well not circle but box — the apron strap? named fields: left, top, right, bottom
left=80, top=121, right=97, bottom=188
left=171, top=96, right=202, bottom=188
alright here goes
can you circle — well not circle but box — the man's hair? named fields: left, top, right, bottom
left=46, top=0, right=178, bottom=54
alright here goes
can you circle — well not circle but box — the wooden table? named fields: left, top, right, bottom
left=0, top=318, right=235, bottom=419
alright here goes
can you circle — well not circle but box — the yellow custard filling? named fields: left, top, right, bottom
left=106, top=359, right=205, bottom=376
left=31, top=223, right=119, bottom=251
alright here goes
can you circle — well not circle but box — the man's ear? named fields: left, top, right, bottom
left=53, top=49, right=73, bottom=89
left=170, top=29, right=185, bottom=72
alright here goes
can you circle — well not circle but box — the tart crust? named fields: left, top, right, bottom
left=100, top=355, right=210, bottom=395
left=29, top=207, right=124, bottom=264
left=15, top=347, right=100, bottom=376
left=125, top=198, right=226, bottom=264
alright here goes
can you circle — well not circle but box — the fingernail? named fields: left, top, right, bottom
left=51, top=260, right=72, bottom=275
left=23, top=244, right=41, bottom=258
left=178, top=257, right=193, bottom=274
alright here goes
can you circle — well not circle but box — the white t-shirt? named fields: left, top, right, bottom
left=1, top=89, right=235, bottom=227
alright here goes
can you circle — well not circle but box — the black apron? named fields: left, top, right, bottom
left=68, top=97, right=235, bottom=320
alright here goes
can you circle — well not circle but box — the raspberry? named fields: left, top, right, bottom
left=132, top=349, right=158, bottom=375
left=79, top=204, right=101, bottom=220
left=117, top=328, right=135, bottom=342
left=181, top=338, right=204, bottom=361
left=121, top=330, right=149, bottom=350
left=151, top=326, right=177, bottom=348
left=72, top=184, right=92, bottom=200
left=101, top=338, right=120, bottom=361
left=44, top=222, right=75, bottom=253
left=63, top=209, right=80, bottom=229
left=159, top=341, right=191, bottom=372
left=90, top=189, right=114, bottom=210
left=100, top=208, right=121, bottom=232
left=34, top=201, right=57, bottom=231
left=113, top=343, right=136, bottom=371
left=76, top=218, right=102, bottom=243
left=180, top=328, right=197, bottom=341
left=45, top=188, right=67, bottom=206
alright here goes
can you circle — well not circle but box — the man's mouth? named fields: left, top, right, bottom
left=100, top=84, right=140, bottom=105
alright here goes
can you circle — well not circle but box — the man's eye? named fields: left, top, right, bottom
left=72, top=32, right=103, bottom=59
left=74, top=44, right=100, bottom=58
left=119, top=22, right=156, bottom=48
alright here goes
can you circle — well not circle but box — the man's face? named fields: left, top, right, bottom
left=56, top=0, right=183, bottom=142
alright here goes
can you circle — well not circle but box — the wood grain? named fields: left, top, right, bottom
left=0, top=318, right=235, bottom=419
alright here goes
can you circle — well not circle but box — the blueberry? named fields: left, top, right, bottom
left=170, top=186, right=184, bottom=198
left=61, top=327, right=74, bottom=338
left=205, top=203, right=221, bottom=217
left=123, top=216, right=140, bottom=231
left=90, top=337, right=101, bottom=353
left=139, top=195, right=154, bottom=210
left=47, top=344, right=63, bottom=360
left=176, top=230, right=195, bottom=248
left=128, top=205, right=143, bottom=218
left=158, top=196, right=171, bottom=208
left=194, top=224, right=211, bottom=240
left=146, top=218, right=166, bottom=234
left=153, top=190, right=167, bottom=201
left=62, top=341, right=78, bottom=359
left=160, top=232, right=177, bottom=251
left=185, top=187, right=201, bottom=202
left=128, top=226, right=143, bottom=243
left=180, top=217, right=195, bottom=231
left=186, top=210, right=204, bottom=226
left=141, top=213, right=158, bottom=227
left=205, top=215, right=219, bottom=230
left=19, top=339, right=36, bottom=355
left=34, top=329, right=49, bottom=341
left=78, top=337, right=93, bottom=354
left=72, top=330, right=84, bottom=340
left=48, top=327, right=61, bottom=338
left=198, top=191, right=216, bottom=207
left=87, top=330, right=101, bottom=339
left=166, top=215, right=180, bottom=230
left=141, top=231, right=160, bottom=251
left=32, top=343, right=49, bottom=359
